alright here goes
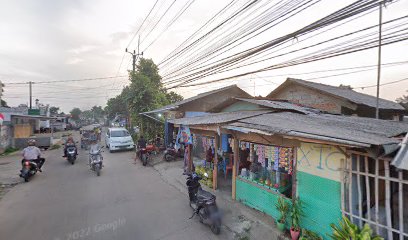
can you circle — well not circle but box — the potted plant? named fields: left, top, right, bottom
left=290, top=197, right=303, bottom=240
left=299, top=229, right=322, bottom=240
left=275, top=196, right=289, bottom=232
left=329, top=216, right=383, bottom=240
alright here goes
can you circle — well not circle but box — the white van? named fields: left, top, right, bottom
left=105, top=128, right=135, bottom=153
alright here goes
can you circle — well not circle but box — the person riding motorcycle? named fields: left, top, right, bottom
left=63, top=136, right=77, bottom=157
left=88, top=133, right=101, bottom=165
left=136, top=135, right=147, bottom=160
left=21, top=139, right=44, bottom=172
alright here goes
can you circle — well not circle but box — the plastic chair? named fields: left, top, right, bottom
left=225, top=154, right=234, bottom=179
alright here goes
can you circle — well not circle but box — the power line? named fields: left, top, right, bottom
left=3, top=75, right=128, bottom=85
left=353, top=77, right=408, bottom=89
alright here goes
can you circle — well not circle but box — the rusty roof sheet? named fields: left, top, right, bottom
left=235, top=98, right=318, bottom=114
left=232, top=112, right=408, bottom=146
left=168, top=111, right=271, bottom=125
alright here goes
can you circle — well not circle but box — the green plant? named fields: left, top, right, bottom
left=290, top=197, right=303, bottom=231
left=275, top=196, right=289, bottom=224
left=300, top=229, right=322, bottom=240
left=3, top=147, right=19, bottom=155
left=329, top=216, right=383, bottom=240
left=49, top=144, right=61, bottom=150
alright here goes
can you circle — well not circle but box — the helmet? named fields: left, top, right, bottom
left=28, top=139, right=36, bottom=146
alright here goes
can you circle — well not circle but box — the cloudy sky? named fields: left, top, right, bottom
left=0, top=0, right=407, bottom=112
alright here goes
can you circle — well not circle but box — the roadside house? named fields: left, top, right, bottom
left=266, top=78, right=406, bottom=120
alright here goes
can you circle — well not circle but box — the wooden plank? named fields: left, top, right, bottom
left=291, top=148, right=298, bottom=198
left=365, top=156, right=372, bottom=223
left=384, top=161, right=392, bottom=240
left=357, top=156, right=363, bottom=227
left=341, top=157, right=345, bottom=214
left=398, top=171, right=404, bottom=240
left=348, top=155, right=353, bottom=222
left=375, top=159, right=380, bottom=234
left=345, top=169, right=408, bottom=185
left=213, top=134, right=219, bottom=190
left=232, top=138, right=239, bottom=200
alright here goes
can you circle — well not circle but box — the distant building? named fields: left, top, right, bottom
left=266, top=78, right=406, bottom=120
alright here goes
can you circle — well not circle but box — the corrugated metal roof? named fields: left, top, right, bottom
left=235, top=98, right=317, bottom=114
left=268, top=78, right=404, bottom=110
left=391, top=133, right=408, bottom=170
left=168, top=111, right=271, bottom=125
left=232, top=112, right=408, bottom=146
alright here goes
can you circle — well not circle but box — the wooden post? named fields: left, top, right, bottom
left=232, top=138, right=239, bottom=200
left=365, top=156, right=372, bottom=223
left=213, top=134, right=219, bottom=190
left=291, top=148, right=298, bottom=198
left=398, top=171, right=404, bottom=240
left=375, top=159, right=380, bottom=234
left=341, top=157, right=345, bottom=214
left=348, top=155, right=353, bottom=222
left=357, top=156, right=363, bottom=227
left=384, top=161, right=392, bottom=240
left=187, top=144, right=192, bottom=173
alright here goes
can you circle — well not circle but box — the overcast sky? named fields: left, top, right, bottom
left=1, top=0, right=407, bottom=112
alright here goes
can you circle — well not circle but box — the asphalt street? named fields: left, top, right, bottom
left=0, top=135, right=231, bottom=240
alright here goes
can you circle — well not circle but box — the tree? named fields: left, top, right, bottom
left=70, top=108, right=82, bottom=121
left=106, top=58, right=183, bottom=139
left=1, top=99, right=8, bottom=107
left=49, top=106, right=60, bottom=115
left=396, top=92, right=408, bottom=103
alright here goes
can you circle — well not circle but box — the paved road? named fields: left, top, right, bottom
left=0, top=138, right=231, bottom=240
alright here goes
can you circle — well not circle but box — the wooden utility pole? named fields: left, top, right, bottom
left=375, top=3, right=383, bottom=119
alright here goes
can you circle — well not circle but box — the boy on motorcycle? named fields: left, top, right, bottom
left=63, top=135, right=77, bottom=157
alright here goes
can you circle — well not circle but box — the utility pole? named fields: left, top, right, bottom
left=125, top=36, right=143, bottom=131
left=126, top=36, right=143, bottom=75
left=375, top=2, right=383, bottom=119
left=29, top=81, right=33, bottom=109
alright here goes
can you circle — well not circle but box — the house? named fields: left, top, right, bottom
left=142, top=85, right=251, bottom=146
left=169, top=106, right=408, bottom=239
left=266, top=78, right=406, bottom=120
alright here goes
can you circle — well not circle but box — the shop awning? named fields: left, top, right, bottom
left=11, top=114, right=57, bottom=120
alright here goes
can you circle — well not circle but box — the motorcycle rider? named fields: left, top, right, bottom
left=137, top=135, right=147, bottom=160
left=21, top=139, right=44, bottom=172
left=88, top=134, right=101, bottom=166
left=63, top=135, right=77, bottom=157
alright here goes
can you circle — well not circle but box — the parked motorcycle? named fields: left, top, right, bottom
left=66, top=144, right=77, bottom=165
left=185, top=172, right=222, bottom=234
left=163, top=145, right=183, bottom=162
left=89, top=147, right=103, bottom=176
left=20, top=159, right=40, bottom=182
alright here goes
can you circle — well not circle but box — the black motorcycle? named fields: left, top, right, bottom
left=20, top=159, right=40, bottom=182
left=163, top=145, right=183, bottom=162
left=185, top=172, right=222, bottom=234
left=66, top=144, right=77, bottom=165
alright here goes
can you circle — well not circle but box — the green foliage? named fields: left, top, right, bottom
left=291, top=197, right=303, bottom=231
left=2, top=147, right=19, bottom=155
left=329, top=216, right=383, bottom=240
left=70, top=108, right=82, bottom=121
left=49, top=144, right=61, bottom=150
left=1, top=99, right=8, bottom=107
left=275, top=196, right=289, bottom=224
left=49, top=106, right=60, bottom=115
left=106, top=58, right=183, bottom=140
left=300, top=229, right=323, bottom=240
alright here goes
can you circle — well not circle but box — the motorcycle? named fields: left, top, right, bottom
left=66, top=144, right=77, bottom=165
left=139, top=147, right=149, bottom=166
left=185, top=172, right=222, bottom=234
left=20, top=159, right=40, bottom=182
left=89, top=147, right=103, bottom=176
left=163, top=145, right=183, bottom=162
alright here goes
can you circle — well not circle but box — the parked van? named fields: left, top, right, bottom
left=105, top=128, right=135, bottom=153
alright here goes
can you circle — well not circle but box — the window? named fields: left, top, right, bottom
left=110, top=130, right=129, bottom=137
left=238, top=141, right=294, bottom=198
